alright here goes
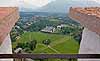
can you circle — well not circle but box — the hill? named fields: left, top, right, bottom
left=35, top=0, right=100, bottom=13
left=13, top=32, right=79, bottom=54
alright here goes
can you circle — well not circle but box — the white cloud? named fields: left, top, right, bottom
left=0, top=0, right=50, bottom=7
left=0, top=0, right=99, bottom=7
left=71, top=0, right=99, bottom=1
left=23, top=0, right=49, bottom=7
left=0, top=0, right=18, bottom=7
left=92, top=0, right=100, bottom=3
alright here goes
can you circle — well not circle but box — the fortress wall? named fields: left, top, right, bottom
left=0, top=7, right=19, bottom=44
left=69, top=7, right=100, bottom=61
left=69, top=8, right=100, bottom=35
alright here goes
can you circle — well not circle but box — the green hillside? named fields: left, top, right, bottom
left=13, top=32, right=79, bottom=54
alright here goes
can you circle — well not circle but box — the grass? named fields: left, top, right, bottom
left=13, top=32, right=79, bottom=54
left=49, top=19, right=60, bottom=21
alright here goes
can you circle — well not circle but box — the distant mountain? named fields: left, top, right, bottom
left=19, top=1, right=38, bottom=12
left=35, top=0, right=100, bottom=13
left=19, top=7, right=34, bottom=12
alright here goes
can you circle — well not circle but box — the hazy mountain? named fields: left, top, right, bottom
left=35, top=0, right=100, bottom=13
left=19, top=7, right=34, bottom=12
left=19, top=1, right=38, bottom=12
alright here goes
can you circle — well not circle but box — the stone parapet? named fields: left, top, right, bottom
left=69, top=7, right=100, bottom=35
left=0, top=7, right=19, bottom=44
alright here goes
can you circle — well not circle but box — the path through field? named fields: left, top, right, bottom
left=48, top=45, right=60, bottom=53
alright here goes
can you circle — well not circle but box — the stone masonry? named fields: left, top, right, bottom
left=69, top=7, right=100, bottom=61
left=0, top=7, right=19, bottom=61
left=0, top=7, right=19, bottom=44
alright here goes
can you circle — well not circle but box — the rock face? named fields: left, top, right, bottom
left=69, top=7, right=100, bottom=35
left=0, top=7, right=19, bottom=44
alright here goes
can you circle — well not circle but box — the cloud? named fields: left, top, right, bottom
left=0, top=0, right=50, bottom=7
left=92, top=0, right=100, bottom=3
left=23, top=0, right=49, bottom=7
left=0, top=0, right=18, bottom=7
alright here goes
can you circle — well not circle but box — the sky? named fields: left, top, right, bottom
left=0, top=0, right=55, bottom=7
left=94, top=0, right=100, bottom=3
left=0, top=0, right=99, bottom=7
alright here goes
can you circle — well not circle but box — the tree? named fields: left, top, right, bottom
left=28, top=40, right=37, bottom=50
left=16, top=43, right=25, bottom=49
left=61, top=27, right=75, bottom=35
left=42, top=39, right=51, bottom=45
left=24, top=47, right=32, bottom=53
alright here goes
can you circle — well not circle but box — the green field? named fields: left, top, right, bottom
left=49, top=19, right=60, bottom=21
left=13, top=32, right=79, bottom=54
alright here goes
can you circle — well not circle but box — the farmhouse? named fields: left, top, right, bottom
left=41, top=26, right=55, bottom=33
left=57, top=24, right=67, bottom=29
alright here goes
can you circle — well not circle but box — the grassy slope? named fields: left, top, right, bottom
left=13, top=32, right=79, bottom=54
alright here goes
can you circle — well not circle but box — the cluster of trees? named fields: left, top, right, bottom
left=60, top=27, right=83, bottom=44
left=27, top=19, right=62, bottom=32
left=15, top=39, right=52, bottom=53
left=61, top=27, right=74, bottom=35
left=10, top=28, right=24, bottom=42
left=16, top=40, right=37, bottom=53
left=11, top=21, right=24, bottom=42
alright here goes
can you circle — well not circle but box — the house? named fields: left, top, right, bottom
left=14, top=48, right=22, bottom=53
left=57, top=24, right=67, bottom=29
left=41, top=26, right=55, bottom=33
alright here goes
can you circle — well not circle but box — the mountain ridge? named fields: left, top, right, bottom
left=35, top=0, right=100, bottom=13
left=20, top=0, right=100, bottom=13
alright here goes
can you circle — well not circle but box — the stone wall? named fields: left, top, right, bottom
left=0, top=7, right=19, bottom=44
left=69, top=7, right=100, bottom=35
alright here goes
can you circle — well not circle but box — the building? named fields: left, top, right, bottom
left=0, top=7, right=19, bottom=61
left=41, top=26, right=55, bottom=33
left=69, top=7, right=100, bottom=61
left=57, top=24, right=67, bottom=29
left=14, top=48, right=22, bottom=54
